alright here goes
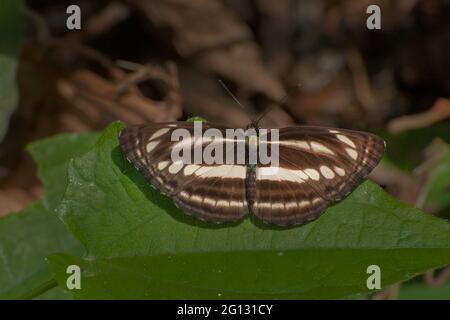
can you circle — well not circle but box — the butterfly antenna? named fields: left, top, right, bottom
left=253, top=94, right=290, bottom=126
left=218, top=79, right=254, bottom=118
left=254, top=83, right=303, bottom=126
left=218, top=80, right=298, bottom=127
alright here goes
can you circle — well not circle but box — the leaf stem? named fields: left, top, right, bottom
left=19, top=278, right=59, bottom=300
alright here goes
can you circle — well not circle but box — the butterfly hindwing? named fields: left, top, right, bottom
left=251, top=126, right=385, bottom=226
left=120, top=122, right=249, bottom=223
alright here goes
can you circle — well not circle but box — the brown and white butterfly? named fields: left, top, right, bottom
left=119, top=122, right=385, bottom=226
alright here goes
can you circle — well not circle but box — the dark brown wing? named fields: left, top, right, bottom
left=119, top=122, right=248, bottom=223
left=251, top=126, right=385, bottom=226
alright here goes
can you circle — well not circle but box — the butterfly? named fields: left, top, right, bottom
left=119, top=120, right=385, bottom=226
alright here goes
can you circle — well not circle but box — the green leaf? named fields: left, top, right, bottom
left=0, top=132, right=99, bottom=299
left=0, top=202, right=80, bottom=299
left=48, top=121, right=450, bottom=299
left=28, top=132, right=100, bottom=210
left=0, top=0, right=24, bottom=141
left=47, top=249, right=450, bottom=299
left=422, top=148, right=450, bottom=212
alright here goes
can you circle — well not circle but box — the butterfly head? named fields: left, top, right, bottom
left=246, top=121, right=259, bottom=131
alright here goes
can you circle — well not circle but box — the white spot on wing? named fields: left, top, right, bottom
left=286, top=202, right=297, bottom=210
left=334, top=166, right=346, bottom=176
left=195, top=165, right=246, bottom=179
left=204, top=197, right=216, bottom=206
left=146, top=141, right=159, bottom=153
left=229, top=165, right=246, bottom=179
left=346, top=148, right=358, bottom=160
left=172, top=136, right=235, bottom=151
left=157, top=161, right=169, bottom=170
left=298, top=200, right=310, bottom=208
left=256, top=202, right=271, bottom=209
left=272, top=203, right=285, bottom=210
left=136, top=149, right=142, bottom=157
left=217, top=200, right=229, bottom=207
left=257, top=167, right=306, bottom=183
left=150, top=128, right=170, bottom=141
left=191, top=195, right=203, bottom=203
left=280, top=140, right=310, bottom=151
left=310, top=141, right=334, bottom=155
left=230, top=200, right=242, bottom=208
left=336, top=134, right=356, bottom=148
left=180, top=191, right=189, bottom=199
left=320, top=165, right=335, bottom=179
left=184, top=164, right=200, bottom=176
left=297, top=170, right=309, bottom=180
left=304, top=168, right=320, bottom=181
left=194, top=166, right=211, bottom=176
left=168, top=161, right=184, bottom=174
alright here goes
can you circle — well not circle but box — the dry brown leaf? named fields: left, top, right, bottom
left=131, top=0, right=285, bottom=101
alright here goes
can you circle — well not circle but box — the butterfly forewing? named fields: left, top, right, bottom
left=251, top=126, right=385, bottom=226
left=120, top=123, right=249, bottom=223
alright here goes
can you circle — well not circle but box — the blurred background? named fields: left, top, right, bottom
left=1, top=0, right=450, bottom=299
